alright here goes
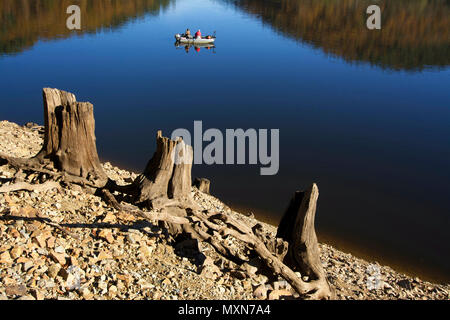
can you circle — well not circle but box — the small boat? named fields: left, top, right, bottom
left=175, top=33, right=216, bottom=44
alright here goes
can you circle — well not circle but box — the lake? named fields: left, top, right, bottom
left=0, top=0, right=449, bottom=282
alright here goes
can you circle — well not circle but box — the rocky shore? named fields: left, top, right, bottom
left=0, top=120, right=448, bottom=300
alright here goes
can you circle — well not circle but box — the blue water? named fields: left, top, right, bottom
left=1, top=0, right=449, bottom=281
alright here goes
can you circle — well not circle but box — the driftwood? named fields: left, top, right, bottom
left=277, top=184, right=332, bottom=298
left=132, top=131, right=193, bottom=208
left=0, top=181, right=60, bottom=193
left=35, top=88, right=107, bottom=187
left=194, top=178, right=211, bottom=194
left=101, top=189, right=330, bottom=298
left=0, top=88, right=108, bottom=189
left=0, top=87, right=333, bottom=299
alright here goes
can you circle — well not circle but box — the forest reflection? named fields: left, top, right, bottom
left=226, top=0, right=450, bottom=71
left=0, top=0, right=172, bottom=56
left=1, top=0, right=449, bottom=69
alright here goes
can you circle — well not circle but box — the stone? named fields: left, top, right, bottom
left=98, top=229, right=115, bottom=244
left=117, top=274, right=132, bottom=286
left=253, top=284, right=268, bottom=299
left=17, top=206, right=39, bottom=218
left=48, top=264, right=62, bottom=278
left=10, top=246, right=24, bottom=259
left=242, top=279, right=252, bottom=291
left=6, top=284, right=27, bottom=297
left=33, top=234, right=47, bottom=248
left=66, top=273, right=80, bottom=291
left=398, top=279, right=413, bottom=290
left=273, top=280, right=290, bottom=290
left=200, top=262, right=222, bottom=280
left=117, top=212, right=136, bottom=222
left=242, top=263, right=258, bottom=276
left=23, top=261, right=34, bottom=272
left=139, top=244, right=153, bottom=259
left=152, top=290, right=162, bottom=300
left=0, top=251, right=12, bottom=264
left=16, top=257, right=29, bottom=264
left=97, top=250, right=113, bottom=261
left=31, top=289, right=45, bottom=300
left=102, top=212, right=117, bottom=224
left=117, top=280, right=126, bottom=292
left=82, top=288, right=94, bottom=300
left=268, top=289, right=292, bottom=300
left=167, top=271, right=176, bottom=278
left=8, top=227, right=21, bottom=238
left=47, top=236, right=56, bottom=248
left=54, top=245, right=65, bottom=254
left=50, top=251, right=67, bottom=265
left=108, top=285, right=118, bottom=298
left=17, top=295, right=35, bottom=300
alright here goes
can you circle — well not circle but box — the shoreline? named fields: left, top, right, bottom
left=225, top=204, right=450, bottom=285
left=0, top=120, right=448, bottom=300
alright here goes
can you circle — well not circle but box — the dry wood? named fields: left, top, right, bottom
left=194, top=178, right=211, bottom=194
left=169, top=139, right=193, bottom=199
left=101, top=188, right=330, bottom=299
left=101, top=189, right=190, bottom=225
left=133, top=131, right=193, bottom=207
left=0, top=181, right=60, bottom=193
left=208, top=212, right=331, bottom=298
left=35, top=88, right=107, bottom=187
left=276, top=184, right=332, bottom=298
left=0, top=153, right=103, bottom=190
left=0, top=88, right=107, bottom=189
left=0, top=88, right=333, bottom=299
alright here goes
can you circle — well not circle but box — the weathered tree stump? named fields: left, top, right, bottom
left=277, top=183, right=332, bottom=297
left=169, top=138, right=193, bottom=199
left=193, top=178, right=211, bottom=194
left=134, top=131, right=193, bottom=208
left=35, top=88, right=107, bottom=187
left=1, top=87, right=334, bottom=299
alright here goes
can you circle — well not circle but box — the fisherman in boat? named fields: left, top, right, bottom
left=185, top=28, right=192, bottom=39
left=195, top=29, right=202, bottom=39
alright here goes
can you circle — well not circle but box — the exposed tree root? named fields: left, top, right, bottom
left=0, top=87, right=334, bottom=300
left=0, top=180, right=60, bottom=193
left=100, top=189, right=332, bottom=299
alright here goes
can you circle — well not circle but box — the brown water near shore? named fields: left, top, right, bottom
left=103, top=155, right=450, bottom=285
left=232, top=204, right=449, bottom=284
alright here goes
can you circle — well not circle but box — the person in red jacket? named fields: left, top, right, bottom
left=195, top=30, right=202, bottom=39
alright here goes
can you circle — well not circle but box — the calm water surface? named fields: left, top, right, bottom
left=1, top=0, right=449, bottom=282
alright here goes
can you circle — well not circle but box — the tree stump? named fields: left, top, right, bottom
left=35, top=88, right=107, bottom=187
left=134, top=131, right=193, bottom=208
left=169, top=139, right=193, bottom=199
left=276, top=184, right=332, bottom=296
left=193, top=178, right=211, bottom=194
